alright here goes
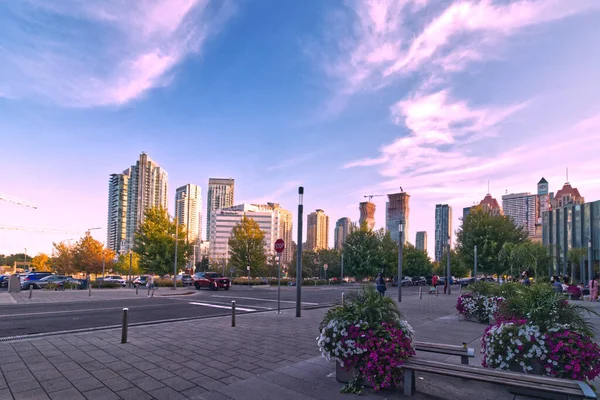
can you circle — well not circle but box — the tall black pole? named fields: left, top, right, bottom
left=296, top=187, right=304, bottom=318
left=128, top=250, right=133, bottom=288
left=397, top=223, right=403, bottom=302
left=446, top=237, right=451, bottom=295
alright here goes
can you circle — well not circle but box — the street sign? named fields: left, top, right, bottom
left=274, top=239, right=285, bottom=253
left=323, top=264, right=328, bottom=271
left=246, top=266, right=250, bottom=271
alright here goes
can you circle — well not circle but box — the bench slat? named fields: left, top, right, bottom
left=414, top=341, right=474, bottom=357
left=405, top=358, right=581, bottom=389
left=407, top=364, right=587, bottom=397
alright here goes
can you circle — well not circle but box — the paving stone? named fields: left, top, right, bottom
left=119, top=368, right=147, bottom=381
left=8, top=377, right=41, bottom=393
left=70, top=377, right=104, bottom=392
left=198, top=369, right=228, bottom=381
left=64, top=368, right=94, bottom=382
left=88, top=368, right=118, bottom=381
left=25, top=363, right=54, bottom=373
left=82, top=387, right=120, bottom=400
left=117, top=387, right=154, bottom=400
left=48, top=388, right=85, bottom=400
left=191, top=376, right=221, bottom=391
left=53, top=362, right=80, bottom=372
left=170, top=367, right=204, bottom=381
left=31, top=368, right=62, bottom=382
left=13, top=388, right=51, bottom=400
left=179, top=386, right=208, bottom=399
left=217, top=376, right=241, bottom=385
left=133, top=376, right=164, bottom=391
left=144, top=368, right=175, bottom=380
left=102, top=377, right=133, bottom=392
left=0, top=389, right=11, bottom=399
left=151, top=386, right=187, bottom=400
left=163, top=376, right=196, bottom=392
left=227, top=369, right=255, bottom=380
left=103, top=361, right=131, bottom=372
left=39, top=377, right=73, bottom=393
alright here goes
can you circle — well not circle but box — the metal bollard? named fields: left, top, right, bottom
left=231, top=301, right=236, bottom=327
left=419, top=287, right=422, bottom=299
left=436, top=286, right=439, bottom=297
left=88, top=282, right=92, bottom=297
left=29, top=285, right=33, bottom=299
left=341, top=292, right=345, bottom=306
left=121, top=308, right=129, bottom=344
left=136, top=286, right=139, bottom=295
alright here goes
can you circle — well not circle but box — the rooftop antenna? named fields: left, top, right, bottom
left=566, top=167, right=569, bottom=183
left=487, top=181, right=490, bottom=194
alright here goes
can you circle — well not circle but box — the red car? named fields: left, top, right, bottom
left=193, top=272, right=231, bottom=290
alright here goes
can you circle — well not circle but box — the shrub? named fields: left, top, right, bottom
left=232, top=278, right=268, bottom=285
left=92, top=281, right=121, bottom=289
left=154, top=278, right=183, bottom=287
left=457, top=292, right=504, bottom=323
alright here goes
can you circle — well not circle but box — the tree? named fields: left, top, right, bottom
left=52, top=241, right=75, bottom=275
left=342, top=223, right=381, bottom=279
left=377, top=230, right=399, bottom=278
left=289, top=250, right=319, bottom=278
left=228, top=215, right=267, bottom=277
left=317, top=249, right=341, bottom=280
left=114, top=252, right=141, bottom=276
left=435, top=248, right=468, bottom=278
left=134, top=207, right=191, bottom=276
left=403, top=244, right=434, bottom=277
left=31, top=253, right=53, bottom=272
left=456, top=206, right=529, bottom=276
left=195, top=256, right=209, bottom=272
left=72, top=233, right=105, bottom=275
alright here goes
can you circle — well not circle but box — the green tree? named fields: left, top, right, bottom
left=288, top=250, right=319, bottom=278
left=113, top=252, right=141, bottom=276
left=435, top=248, right=469, bottom=278
left=133, top=207, right=191, bottom=276
left=377, top=229, right=399, bottom=278
left=195, top=256, right=209, bottom=272
left=456, top=205, right=528, bottom=276
left=31, top=253, right=53, bottom=272
left=317, top=249, right=342, bottom=280
left=228, top=215, right=267, bottom=277
left=342, top=223, right=381, bottom=279
left=402, top=244, right=433, bottom=277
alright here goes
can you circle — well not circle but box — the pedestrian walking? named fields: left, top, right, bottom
left=375, top=273, right=386, bottom=296
left=589, top=274, right=599, bottom=302
left=147, top=275, right=155, bottom=297
left=551, top=276, right=563, bottom=294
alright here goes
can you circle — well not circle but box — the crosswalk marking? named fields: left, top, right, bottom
left=210, top=295, right=318, bottom=305
left=188, top=302, right=256, bottom=312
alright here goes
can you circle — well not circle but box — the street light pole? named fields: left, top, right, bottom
left=397, top=222, right=403, bottom=303
left=128, top=250, right=133, bottom=288
left=446, top=237, right=451, bottom=295
left=589, top=240, right=593, bottom=286
left=341, top=252, right=344, bottom=285
left=296, top=187, right=304, bottom=318
left=174, top=196, right=186, bottom=290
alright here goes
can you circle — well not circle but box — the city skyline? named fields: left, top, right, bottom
left=2, top=1, right=600, bottom=259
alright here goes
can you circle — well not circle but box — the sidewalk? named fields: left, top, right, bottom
left=4, top=287, right=197, bottom=304
left=0, top=290, right=562, bottom=400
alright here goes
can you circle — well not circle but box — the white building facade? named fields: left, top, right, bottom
left=175, top=184, right=202, bottom=244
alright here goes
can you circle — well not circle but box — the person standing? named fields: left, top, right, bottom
left=589, top=274, right=599, bottom=302
left=375, top=273, right=386, bottom=296
left=147, top=275, right=155, bottom=297
left=551, top=276, right=563, bottom=294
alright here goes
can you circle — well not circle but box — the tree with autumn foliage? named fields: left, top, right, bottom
left=72, top=233, right=115, bottom=275
left=52, top=241, right=76, bottom=275
left=31, top=253, right=53, bottom=272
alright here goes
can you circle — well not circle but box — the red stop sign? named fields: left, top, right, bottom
left=274, top=239, right=285, bottom=253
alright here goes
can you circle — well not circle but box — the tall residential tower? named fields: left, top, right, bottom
left=359, top=202, right=376, bottom=230
left=415, top=231, right=427, bottom=252
left=435, top=204, right=452, bottom=262
left=175, top=184, right=202, bottom=244
left=386, top=191, right=410, bottom=244
left=206, top=178, right=235, bottom=240
left=307, top=209, right=329, bottom=251
left=107, top=170, right=130, bottom=254
left=334, top=217, right=351, bottom=250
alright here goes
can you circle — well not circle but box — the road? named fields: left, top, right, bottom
left=0, top=284, right=428, bottom=338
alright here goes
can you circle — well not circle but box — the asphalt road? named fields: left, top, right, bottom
left=0, top=284, right=424, bottom=338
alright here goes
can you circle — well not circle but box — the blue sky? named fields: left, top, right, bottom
left=1, top=0, right=600, bottom=259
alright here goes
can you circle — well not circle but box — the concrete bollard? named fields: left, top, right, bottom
left=341, top=292, right=345, bottom=306
left=29, top=285, right=33, bottom=299
left=419, top=287, right=422, bottom=299
left=231, top=301, right=236, bottom=327
left=121, top=308, right=129, bottom=344
left=88, top=281, right=92, bottom=297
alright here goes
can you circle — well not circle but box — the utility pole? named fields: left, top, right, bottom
left=446, top=237, right=451, bottom=295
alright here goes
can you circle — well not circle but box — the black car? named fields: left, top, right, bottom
left=411, top=276, right=427, bottom=286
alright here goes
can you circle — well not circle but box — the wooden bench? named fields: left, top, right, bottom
left=402, top=358, right=596, bottom=399
left=414, top=341, right=474, bottom=365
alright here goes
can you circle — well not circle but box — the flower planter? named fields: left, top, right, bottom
left=335, top=362, right=373, bottom=388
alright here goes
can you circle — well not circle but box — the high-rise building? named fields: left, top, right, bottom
left=479, top=193, right=503, bottom=215
left=206, top=178, right=234, bottom=240
left=334, top=217, right=351, bottom=250
left=435, top=204, right=452, bottom=262
left=415, top=231, right=427, bottom=252
left=359, top=202, right=376, bottom=230
left=208, top=203, right=292, bottom=264
left=175, top=184, right=202, bottom=244
left=550, top=182, right=584, bottom=209
left=107, top=170, right=130, bottom=254
left=542, top=197, right=599, bottom=275
left=502, top=192, right=538, bottom=237
left=462, top=207, right=472, bottom=223
left=123, top=153, right=168, bottom=250
left=307, top=209, right=329, bottom=251
left=386, top=191, right=410, bottom=244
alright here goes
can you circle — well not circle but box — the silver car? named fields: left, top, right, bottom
left=25, top=275, right=70, bottom=289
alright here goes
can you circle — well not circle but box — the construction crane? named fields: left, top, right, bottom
left=364, top=194, right=385, bottom=202
left=0, top=225, right=85, bottom=234
left=0, top=193, right=37, bottom=209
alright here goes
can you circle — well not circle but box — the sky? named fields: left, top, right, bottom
left=1, top=0, right=600, bottom=259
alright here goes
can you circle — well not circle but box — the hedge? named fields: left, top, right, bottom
left=154, top=278, right=184, bottom=287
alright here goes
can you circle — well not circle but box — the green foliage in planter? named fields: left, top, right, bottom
left=495, top=282, right=523, bottom=299
left=497, top=283, right=597, bottom=337
left=320, top=285, right=402, bottom=330
left=465, top=281, right=497, bottom=296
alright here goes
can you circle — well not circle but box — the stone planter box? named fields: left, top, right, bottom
left=335, top=361, right=373, bottom=388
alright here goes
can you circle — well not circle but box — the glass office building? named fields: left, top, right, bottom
left=542, top=200, right=600, bottom=275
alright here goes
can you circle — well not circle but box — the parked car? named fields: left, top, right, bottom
left=193, top=272, right=231, bottom=290
left=27, top=275, right=71, bottom=289
left=177, top=274, right=194, bottom=286
left=459, top=277, right=475, bottom=287
left=0, top=275, right=10, bottom=288
left=19, top=273, right=53, bottom=289
left=103, top=275, right=127, bottom=287
left=401, top=277, right=413, bottom=286
left=411, top=276, right=427, bottom=286
left=133, top=276, right=149, bottom=287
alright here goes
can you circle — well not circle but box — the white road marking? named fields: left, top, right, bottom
left=210, top=295, right=318, bottom=305
left=188, top=302, right=256, bottom=312
left=0, top=303, right=169, bottom=318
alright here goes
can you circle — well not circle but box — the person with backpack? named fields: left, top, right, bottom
left=589, top=274, right=599, bottom=302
